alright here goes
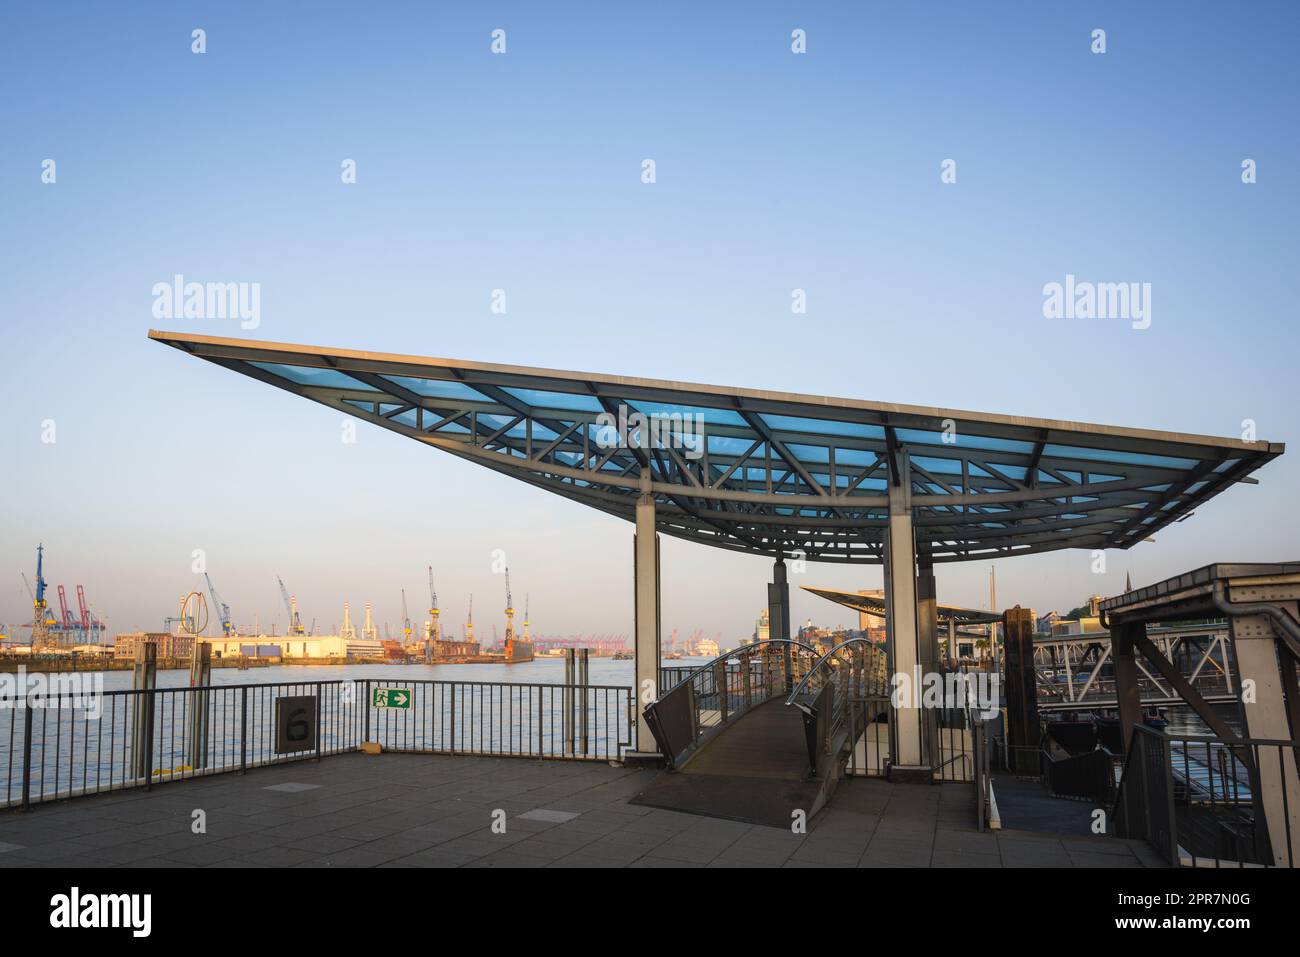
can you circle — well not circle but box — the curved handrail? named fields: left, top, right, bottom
left=655, top=638, right=819, bottom=701
left=642, top=638, right=822, bottom=770
left=784, top=637, right=878, bottom=708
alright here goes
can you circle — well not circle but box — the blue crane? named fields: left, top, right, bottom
left=204, top=572, right=234, bottom=636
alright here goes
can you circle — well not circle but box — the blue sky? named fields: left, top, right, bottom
left=2, top=2, right=1298, bottom=640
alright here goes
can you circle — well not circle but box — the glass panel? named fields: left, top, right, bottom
left=250, top=362, right=379, bottom=390
left=382, top=375, right=487, bottom=401
left=895, top=429, right=1035, bottom=454
left=502, top=387, right=605, bottom=413
left=912, top=455, right=964, bottom=476
left=627, top=401, right=746, bottom=426
left=760, top=414, right=884, bottom=439
left=707, top=434, right=756, bottom=456
left=786, top=443, right=830, bottom=464
left=1042, top=444, right=1197, bottom=470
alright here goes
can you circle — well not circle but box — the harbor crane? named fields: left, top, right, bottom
left=401, top=588, right=412, bottom=644
left=277, top=575, right=306, bottom=636
left=204, top=572, right=234, bottom=636
left=425, top=566, right=441, bottom=643
left=502, top=568, right=519, bottom=656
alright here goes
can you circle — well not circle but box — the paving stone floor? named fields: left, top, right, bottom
left=0, top=752, right=1165, bottom=868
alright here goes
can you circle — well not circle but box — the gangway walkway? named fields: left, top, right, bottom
left=631, top=697, right=821, bottom=827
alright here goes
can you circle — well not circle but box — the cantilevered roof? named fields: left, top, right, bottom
left=803, top=586, right=1002, bottom=625
left=149, top=331, right=1283, bottom=565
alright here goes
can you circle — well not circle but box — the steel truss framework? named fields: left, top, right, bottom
left=1032, top=624, right=1236, bottom=711
left=150, top=331, right=1282, bottom=564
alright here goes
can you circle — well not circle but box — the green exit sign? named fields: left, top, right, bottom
left=372, top=687, right=412, bottom=709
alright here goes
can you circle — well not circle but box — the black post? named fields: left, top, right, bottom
left=239, top=685, right=248, bottom=774
left=314, top=682, right=323, bottom=760
left=363, top=679, right=371, bottom=742
left=142, top=689, right=155, bottom=791
left=20, top=698, right=33, bottom=811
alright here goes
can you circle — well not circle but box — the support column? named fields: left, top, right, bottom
left=1228, top=609, right=1300, bottom=867
left=884, top=463, right=929, bottom=780
left=1002, top=607, right=1038, bottom=774
left=767, top=558, right=790, bottom=642
left=1110, top=620, right=1145, bottom=755
left=917, top=559, right=939, bottom=767
left=632, top=484, right=661, bottom=754
left=768, top=557, right=792, bottom=690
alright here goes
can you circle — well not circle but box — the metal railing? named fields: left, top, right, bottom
left=1, top=677, right=634, bottom=810
left=1114, top=725, right=1297, bottom=867
left=785, top=638, right=889, bottom=778
left=362, top=678, right=632, bottom=760
left=788, top=642, right=990, bottom=784
left=643, top=640, right=819, bottom=769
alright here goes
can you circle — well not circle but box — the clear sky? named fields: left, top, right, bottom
left=2, top=2, right=1298, bottom=642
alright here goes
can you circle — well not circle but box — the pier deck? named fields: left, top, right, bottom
left=0, top=752, right=1164, bottom=868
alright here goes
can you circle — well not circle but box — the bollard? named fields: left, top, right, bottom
left=131, top=643, right=157, bottom=782
left=187, top=641, right=212, bottom=770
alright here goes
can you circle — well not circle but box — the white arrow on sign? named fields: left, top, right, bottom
left=392, top=692, right=407, bottom=706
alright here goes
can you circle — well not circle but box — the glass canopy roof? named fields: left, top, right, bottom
left=150, top=330, right=1283, bottom=565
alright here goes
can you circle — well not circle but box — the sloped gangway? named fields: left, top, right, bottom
left=634, top=639, right=889, bottom=827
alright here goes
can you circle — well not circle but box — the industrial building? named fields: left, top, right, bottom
left=113, top=632, right=196, bottom=660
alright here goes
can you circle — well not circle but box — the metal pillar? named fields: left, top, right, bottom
left=578, top=648, right=590, bottom=756
left=917, top=559, right=939, bottom=767
left=131, top=642, right=157, bottom=781
left=768, top=558, right=790, bottom=641
left=1002, top=607, right=1038, bottom=774
left=1228, top=610, right=1300, bottom=866
left=1110, top=620, right=1145, bottom=754
left=633, top=483, right=661, bottom=754
left=768, top=557, right=792, bottom=690
left=884, top=461, right=929, bottom=779
left=563, top=648, right=576, bottom=756
left=187, top=641, right=212, bottom=770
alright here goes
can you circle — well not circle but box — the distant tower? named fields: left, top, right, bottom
left=503, top=568, right=516, bottom=652
left=465, top=595, right=474, bottom=643
left=341, top=602, right=356, bottom=641
left=426, top=566, right=441, bottom=643
left=1125, top=571, right=1133, bottom=593
left=30, top=544, right=51, bottom=650
left=362, top=602, right=378, bottom=641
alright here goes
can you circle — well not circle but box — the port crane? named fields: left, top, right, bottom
left=277, top=576, right=306, bottom=636
left=425, top=566, right=441, bottom=643
left=204, top=572, right=235, bottom=636
left=401, top=588, right=412, bottom=644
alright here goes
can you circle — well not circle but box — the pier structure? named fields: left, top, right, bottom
left=144, top=331, right=1295, bottom=861
left=1029, top=622, right=1239, bottom=714
left=1101, top=565, right=1300, bottom=866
